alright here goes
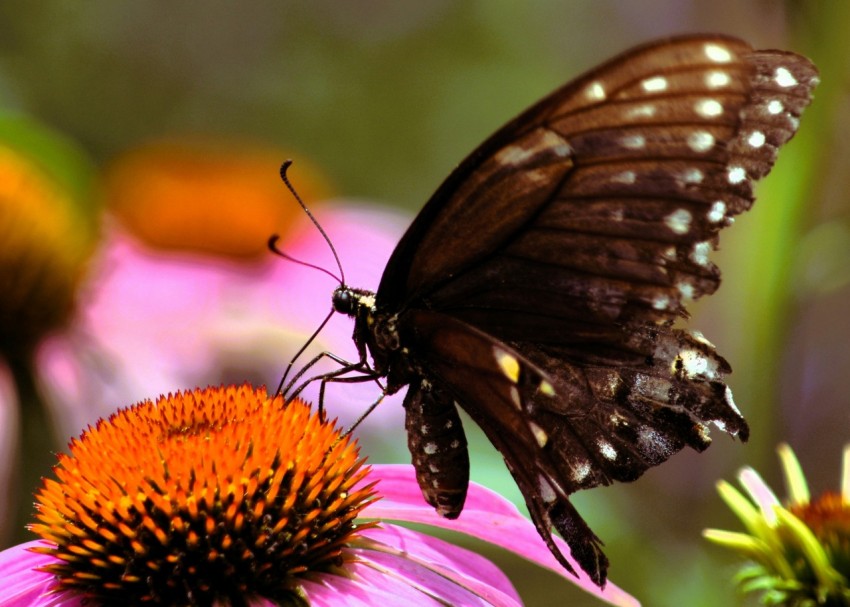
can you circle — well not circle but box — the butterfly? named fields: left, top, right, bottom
left=306, top=34, right=818, bottom=587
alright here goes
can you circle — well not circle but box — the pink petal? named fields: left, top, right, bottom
left=738, top=467, right=780, bottom=523
left=302, top=562, right=447, bottom=607
left=352, top=549, right=517, bottom=607
left=361, top=465, right=640, bottom=607
left=356, top=525, right=520, bottom=606
left=0, top=542, right=80, bottom=607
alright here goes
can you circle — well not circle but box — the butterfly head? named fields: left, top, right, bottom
left=332, top=285, right=377, bottom=318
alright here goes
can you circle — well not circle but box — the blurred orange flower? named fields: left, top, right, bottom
left=105, top=138, right=333, bottom=259
left=0, top=117, right=98, bottom=357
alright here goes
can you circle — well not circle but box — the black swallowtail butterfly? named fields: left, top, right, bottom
left=310, top=35, right=817, bottom=587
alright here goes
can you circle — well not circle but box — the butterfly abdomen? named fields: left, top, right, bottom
left=403, top=378, right=470, bottom=518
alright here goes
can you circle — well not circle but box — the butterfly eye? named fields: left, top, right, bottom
left=331, top=287, right=355, bottom=315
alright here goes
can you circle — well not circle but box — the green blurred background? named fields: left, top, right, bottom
left=1, top=1, right=849, bottom=605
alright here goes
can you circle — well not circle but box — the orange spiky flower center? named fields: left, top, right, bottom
left=30, top=385, right=377, bottom=606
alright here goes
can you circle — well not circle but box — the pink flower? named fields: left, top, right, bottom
left=0, top=386, right=638, bottom=606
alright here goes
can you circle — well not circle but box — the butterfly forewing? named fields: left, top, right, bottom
left=334, top=35, right=817, bottom=588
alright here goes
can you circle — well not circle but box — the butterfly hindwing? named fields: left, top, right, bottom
left=401, top=307, right=749, bottom=585
left=403, top=309, right=610, bottom=582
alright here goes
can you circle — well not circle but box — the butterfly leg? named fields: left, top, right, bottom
left=340, top=389, right=386, bottom=437
left=315, top=369, right=386, bottom=425
left=283, top=347, right=392, bottom=426
left=277, top=348, right=362, bottom=398
left=287, top=357, right=373, bottom=415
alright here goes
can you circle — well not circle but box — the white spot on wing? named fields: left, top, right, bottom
left=695, top=99, right=723, bottom=118
left=548, top=138, right=573, bottom=159
left=665, top=209, right=692, bottom=235
left=572, top=461, right=591, bottom=483
left=612, top=170, right=636, bottom=184
left=642, top=76, right=668, bottom=92
left=605, top=372, right=621, bottom=396
left=767, top=99, right=784, bottom=115
left=424, top=443, right=437, bottom=455
left=509, top=386, right=522, bottom=410
left=598, top=439, right=617, bottom=461
left=495, top=131, right=572, bottom=166
left=708, top=201, right=726, bottom=223
left=652, top=295, right=670, bottom=310
left=706, top=70, right=731, bottom=88
left=681, top=168, right=704, bottom=184
left=690, top=241, right=712, bottom=266
left=538, top=475, right=557, bottom=503
left=774, top=66, right=798, bottom=88
left=689, top=330, right=715, bottom=347
left=704, top=43, right=733, bottom=63
left=688, top=131, right=714, bottom=153
left=634, top=375, right=672, bottom=402
left=586, top=81, right=606, bottom=100
left=727, top=166, right=747, bottom=184
left=747, top=131, right=766, bottom=148
left=724, top=385, right=742, bottom=415
left=638, top=426, right=673, bottom=458
left=495, top=144, right=534, bottom=165
left=677, top=281, right=695, bottom=300
left=678, top=349, right=719, bottom=379
left=529, top=422, right=548, bottom=447
left=621, top=134, right=646, bottom=149
left=626, top=103, right=657, bottom=118
left=524, top=168, right=549, bottom=184
left=609, top=412, right=628, bottom=426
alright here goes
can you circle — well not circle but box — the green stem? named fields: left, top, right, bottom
left=6, top=355, right=61, bottom=547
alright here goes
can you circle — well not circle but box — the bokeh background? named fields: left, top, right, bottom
left=1, top=1, right=848, bottom=605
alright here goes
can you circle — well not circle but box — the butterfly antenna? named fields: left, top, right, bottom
left=267, top=235, right=341, bottom=283
left=279, top=160, right=346, bottom=285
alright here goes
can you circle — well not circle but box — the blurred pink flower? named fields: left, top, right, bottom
left=35, top=202, right=412, bottom=451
